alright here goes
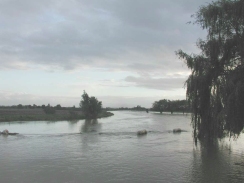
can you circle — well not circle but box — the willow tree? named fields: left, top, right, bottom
left=177, top=0, right=244, bottom=141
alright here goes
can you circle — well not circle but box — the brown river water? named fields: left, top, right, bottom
left=0, top=111, right=244, bottom=183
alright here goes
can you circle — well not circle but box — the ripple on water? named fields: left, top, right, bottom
left=0, top=111, right=244, bottom=183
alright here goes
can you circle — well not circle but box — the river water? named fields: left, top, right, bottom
left=0, top=111, right=244, bottom=183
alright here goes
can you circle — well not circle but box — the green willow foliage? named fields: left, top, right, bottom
left=177, top=0, right=244, bottom=141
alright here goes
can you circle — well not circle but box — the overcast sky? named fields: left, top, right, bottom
left=0, top=0, right=213, bottom=108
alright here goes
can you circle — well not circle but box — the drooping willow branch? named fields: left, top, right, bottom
left=176, top=0, right=244, bottom=141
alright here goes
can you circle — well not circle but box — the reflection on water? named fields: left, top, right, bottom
left=0, top=111, right=243, bottom=183
left=68, top=120, right=79, bottom=130
left=196, top=139, right=244, bottom=183
left=68, top=119, right=79, bottom=123
left=190, top=140, right=230, bottom=183
left=81, top=119, right=102, bottom=133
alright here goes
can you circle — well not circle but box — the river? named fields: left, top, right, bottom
left=0, top=111, right=244, bottom=183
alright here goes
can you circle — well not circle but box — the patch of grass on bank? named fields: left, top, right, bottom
left=97, top=111, right=114, bottom=118
left=0, top=109, right=114, bottom=122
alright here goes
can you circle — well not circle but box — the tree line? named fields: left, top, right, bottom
left=151, top=99, right=190, bottom=114
left=105, top=105, right=148, bottom=111
left=0, top=104, right=75, bottom=110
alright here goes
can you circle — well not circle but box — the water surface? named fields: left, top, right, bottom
left=0, top=111, right=244, bottom=183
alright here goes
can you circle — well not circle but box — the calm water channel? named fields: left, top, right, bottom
left=0, top=111, right=244, bottom=183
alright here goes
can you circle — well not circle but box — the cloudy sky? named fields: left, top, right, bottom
left=0, top=0, right=212, bottom=108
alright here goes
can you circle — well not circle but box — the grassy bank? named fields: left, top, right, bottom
left=0, top=108, right=114, bottom=122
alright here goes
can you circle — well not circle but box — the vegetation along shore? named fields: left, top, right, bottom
left=0, top=91, right=190, bottom=122
left=0, top=91, right=115, bottom=122
left=0, top=108, right=113, bottom=122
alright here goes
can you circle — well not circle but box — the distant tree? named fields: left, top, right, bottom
left=79, top=91, right=102, bottom=119
left=176, top=0, right=244, bottom=141
left=56, top=104, right=62, bottom=109
left=168, top=101, right=175, bottom=114
left=131, top=105, right=147, bottom=111
left=17, top=104, right=23, bottom=109
left=152, top=99, right=189, bottom=114
left=43, top=105, right=56, bottom=114
left=152, top=99, right=170, bottom=113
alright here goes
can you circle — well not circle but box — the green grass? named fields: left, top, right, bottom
left=0, top=110, right=114, bottom=122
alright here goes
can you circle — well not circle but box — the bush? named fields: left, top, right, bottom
left=69, top=110, right=79, bottom=119
left=43, top=107, right=56, bottom=114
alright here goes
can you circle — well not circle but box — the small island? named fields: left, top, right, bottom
left=0, top=91, right=113, bottom=122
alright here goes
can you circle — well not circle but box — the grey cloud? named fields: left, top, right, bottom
left=98, top=79, right=131, bottom=88
left=0, top=0, right=212, bottom=73
left=0, top=90, right=80, bottom=107
left=0, top=90, right=184, bottom=108
left=125, top=75, right=187, bottom=90
left=99, top=96, right=164, bottom=108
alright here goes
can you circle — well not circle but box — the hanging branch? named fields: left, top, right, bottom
left=176, top=0, right=244, bottom=142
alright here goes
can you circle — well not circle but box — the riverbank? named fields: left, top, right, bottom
left=0, top=108, right=114, bottom=122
